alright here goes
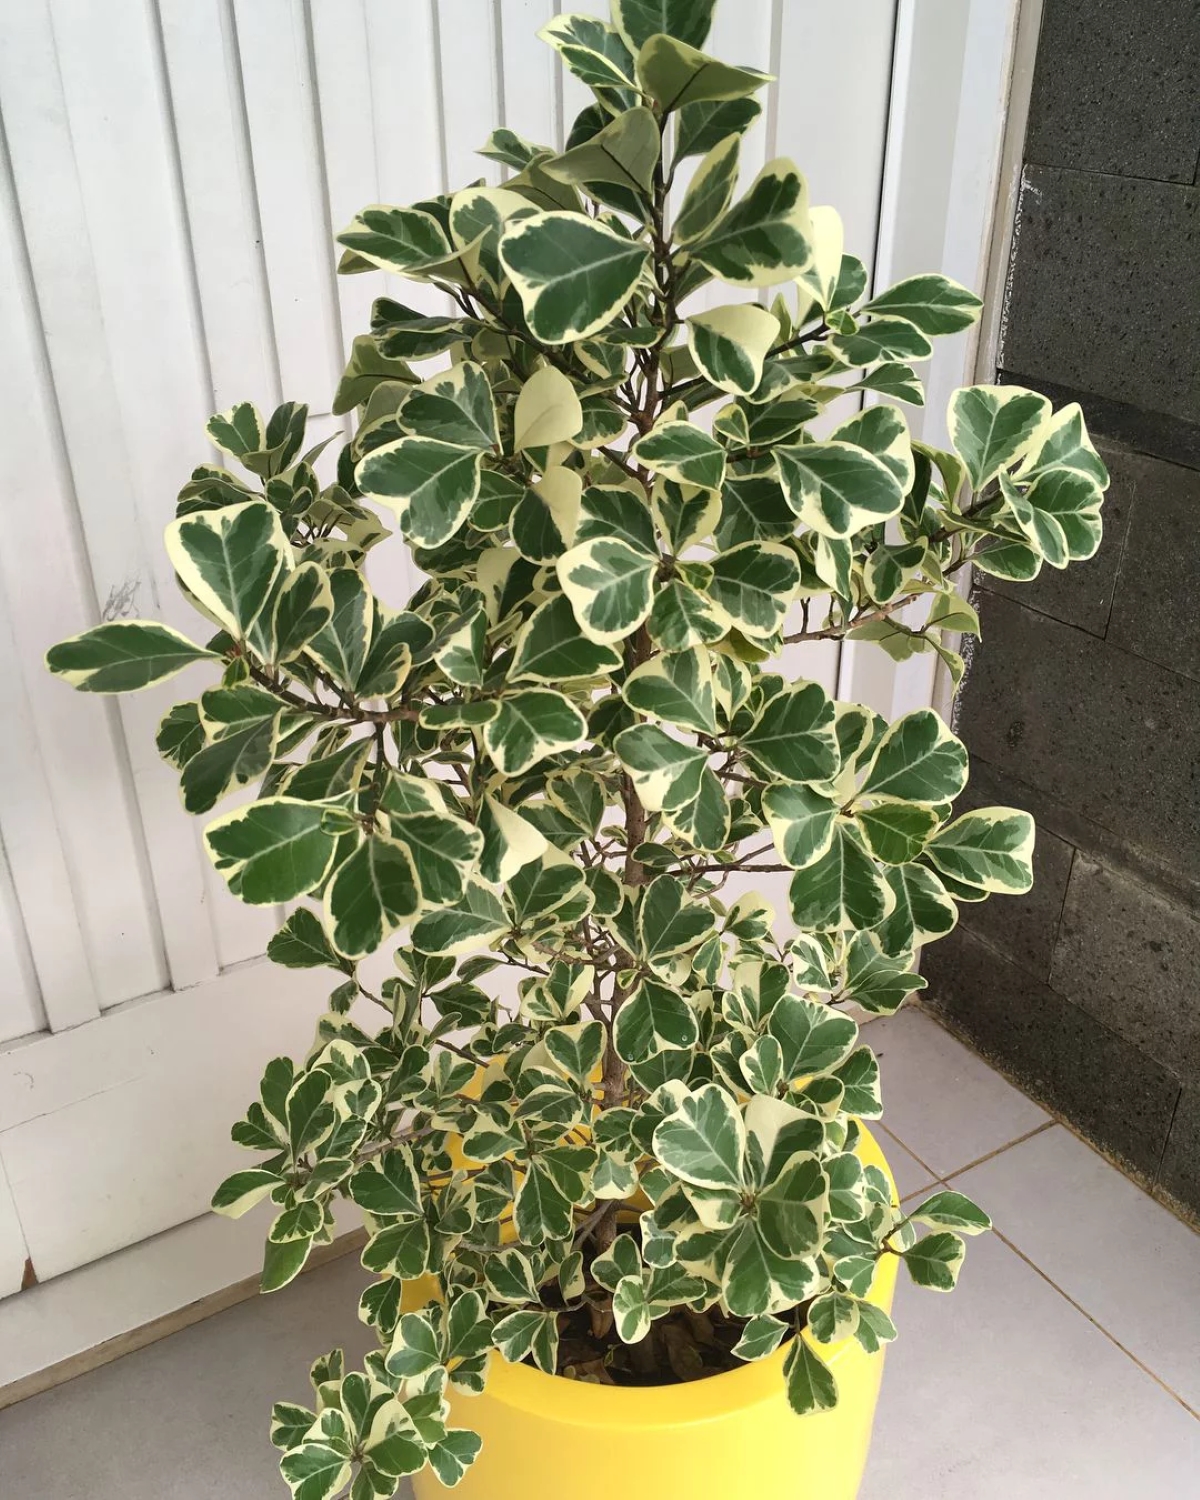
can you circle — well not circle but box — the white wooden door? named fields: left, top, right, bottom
left=0, top=0, right=1019, bottom=1298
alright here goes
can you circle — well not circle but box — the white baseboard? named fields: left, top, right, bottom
left=0, top=1198, right=363, bottom=1409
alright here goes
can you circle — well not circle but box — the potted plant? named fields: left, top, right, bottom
left=47, top=3, right=1108, bottom=1495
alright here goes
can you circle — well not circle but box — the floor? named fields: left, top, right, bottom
left=1, top=1007, right=1198, bottom=1497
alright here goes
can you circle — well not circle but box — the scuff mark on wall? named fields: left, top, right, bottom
left=100, top=579, right=140, bottom=621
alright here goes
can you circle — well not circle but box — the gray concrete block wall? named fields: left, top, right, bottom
left=920, top=0, right=1200, bottom=1224
left=1023, top=0, right=1200, bottom=181
left=1001, top=169, right=1200, bottom=428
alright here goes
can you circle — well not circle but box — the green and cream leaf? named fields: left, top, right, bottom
left=686, top=304, right=780, bottom=396
left=706, top=542, right=799, bottom=637
left=776, top=442, right=904, bottom=539
left=355, top=436, right=483, bottom=549
left=205, top=799, right=338, bottom=905
left=612, top=0, right=717, bottom=52
left=557, top=537, right=658, bottom=644
left=484, top=690, right=588, bottom=776
left=864, top=274, right=983, bottom=335
left=499, top=212, right=649, bottom=344
left=860, top=711, right=968, bottom=805
left=926, top=807, right=1035, bottom=894
left=637, top=35, right=771, bottom=111
left=948, top=385, right=1052, bottom=491
left=165, top=500, right=291, bottom=641
left=623, top=646, right=717, bottom=733
left=690, top=159, right=813, bottom=287
left=674, top=134, right=741, bottom=245
left=512, top=365, right=584, bottom=452
left=47, top=621, right=217, bottom=693
left=510, top=595, right=624, bottom=682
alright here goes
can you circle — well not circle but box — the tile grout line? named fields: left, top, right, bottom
left=991, top=1228, right=1200, bottom=1423
left=880, top=1118, right=1057, bottom=1189
left=980, top=583, right=1200, bottom=691
left=878, top=1126, right=950, bottom=1204
left=941, top=1120, right=1058, bottom=1182
left=880, top=1119, right=1200, bottom=1420
left=1023, top=160, right=1200, bottom=190
left=975, top=576, right=1105, bottom=643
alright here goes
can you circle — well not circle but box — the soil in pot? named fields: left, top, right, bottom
left=557, top=1300, right=750, bottom=1386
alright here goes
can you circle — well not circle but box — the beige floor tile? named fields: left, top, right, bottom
left=955, top=1125, right=1200, bottom=1412
left=862, top=1232, right=1200, bottom=1497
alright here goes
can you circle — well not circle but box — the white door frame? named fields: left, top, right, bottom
left=840, top=0, right=1033, bottom=725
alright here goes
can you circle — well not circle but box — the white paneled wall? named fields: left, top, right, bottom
left=0, top=0, right=1016, bottom=1292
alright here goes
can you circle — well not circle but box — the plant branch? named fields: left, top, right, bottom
left=245, top=660, right=424, bottom=726
left=782, top=592, right=921, bottom=644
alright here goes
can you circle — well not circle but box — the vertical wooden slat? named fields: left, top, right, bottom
left=707, top=0, right=774, bottom=178
left=308, top=0, right=387, bottom=350
left=842, top=0, right=1019, bottom=719
left=20, top=0, right=232, bottom=994
left=0, top=122, right=100, bottom=1034
left=362, top=0, right=449, bottom=317
left=365, top=0, right=444, bottom=202
left=836, top=0, right=920, bottom=720
left=909, top=0, right=1023, bottom=448
left=312, top=0, right=433, bottom=611
left=0, top=3, right=184, bottom=1013
left=152, top=0, right=284, bottom=970
left=681, top=0, right=777, bottom=317
left=0, top=1153, right=30, bottom=1300
left=434, top=1, right=505, bottom=190
left=498, top=0, right=560, bottom=151
left=0, top=589, right=93, bottom=1036
left=872, top=0, right=1022, bottom=447
left=233, top=0, right=346, bottom=412
left=773, top=3, right=897, bottom=267
left=771, top=0, right=898, bottom=449
left=0, top=838, right=43, bottom=1047
left=157, top=0, right=282, bottom=412
left=872, top=1, right=967, bottom=309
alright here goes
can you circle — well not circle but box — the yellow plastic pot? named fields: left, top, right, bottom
left=413, top=1128, right=897, bottom=1500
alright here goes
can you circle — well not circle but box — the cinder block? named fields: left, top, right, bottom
left=1106, top=453, right=1200, bottom=682
left=1002, top=167, right=1200, bottom=425
left=957, top=594, right=1200, bottom=893
left=1025, top=0, right=1200, bottom=182
left=1051, top=857, right=1200, bottom=1077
